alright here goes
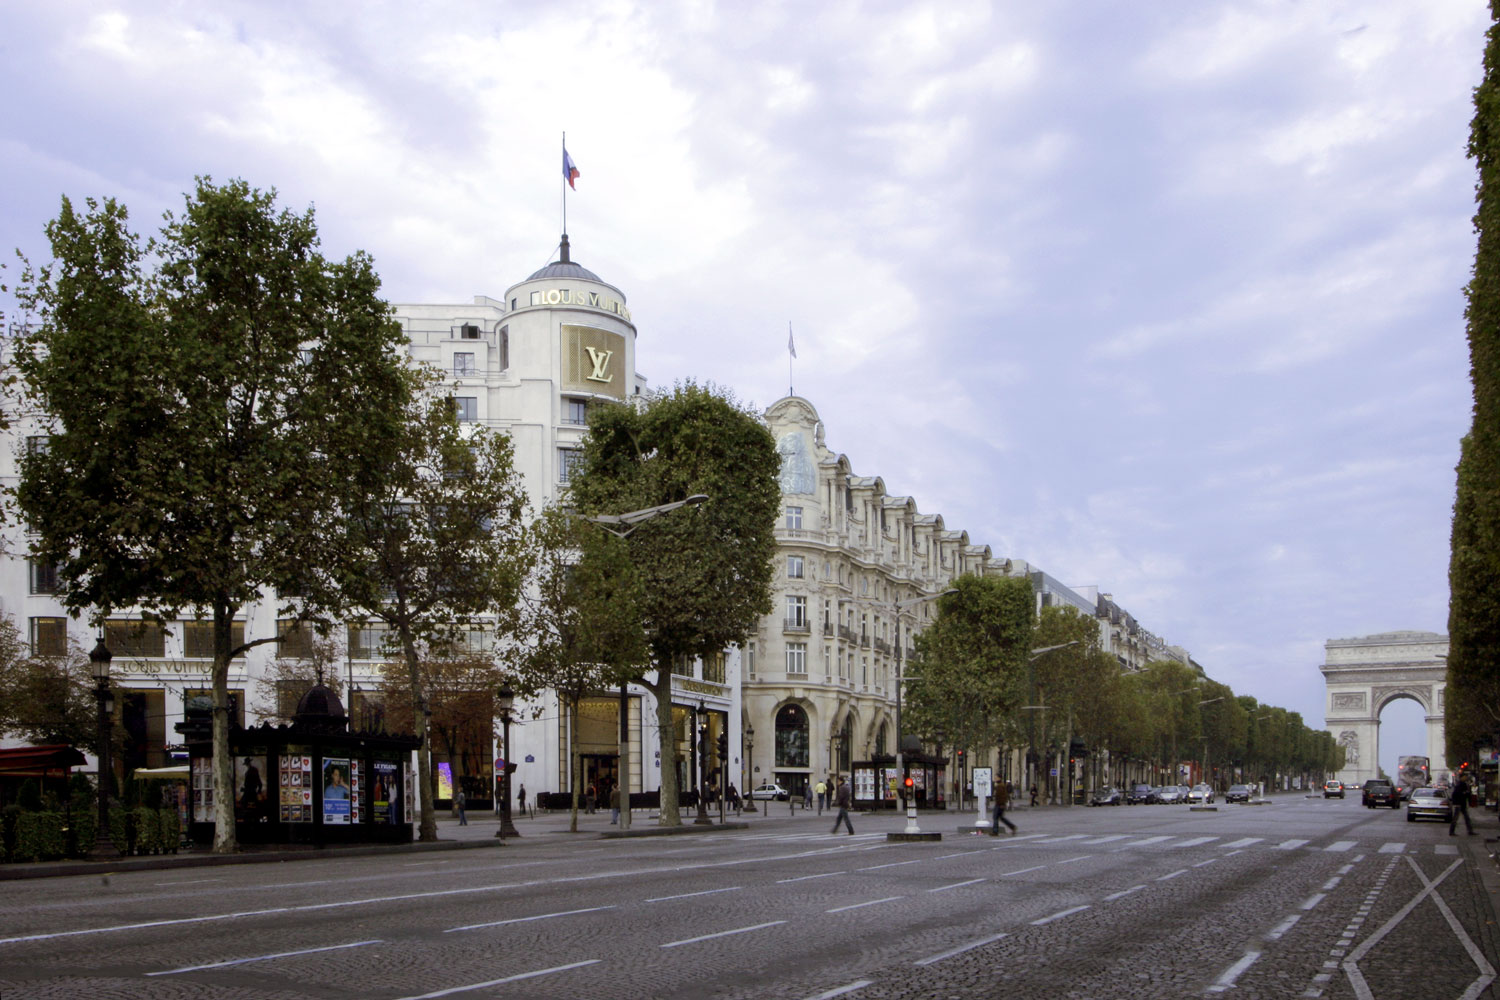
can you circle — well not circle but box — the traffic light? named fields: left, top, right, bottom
left=716, top=732, right=728, bottom=761
left=957, top=749, right=965, bottom=766
left=904, top=776, right=914, bottom=790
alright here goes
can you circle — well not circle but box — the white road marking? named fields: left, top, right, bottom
left=928, top=879, right=986, bottom=893
left=934, top=850, right=987, bottom=860
left=1170, top=837, right=1219, bottom=848
left=804, top=980, right=873, bottom=1000
left=1274, top=839, right=1309, bottom=850
left=914, top=931, right=1009, bottom=966
left=1324, top=841, right=1356, bottom=853
left=1156, top=869, right=1188, bottom=881
left=446, top=906, right=615, bottom=932
left=1206, top=950, right=1261, bottom=994
left=1223, top=837, right=1263, bottom=848
left=1032, top=905, right=1090, bottom=925
left=1000, top=866, right=1046, bottom=876
left=1378, top=843, right=1405, bottom=854
left=661, top=921, right=786, bottom=948
left=152, top=878, right=224, bottom=886
left=1104, top=885, right=1146, bottom=901
left=1337, top=865, right=1356, bottom=875
left=1321, top=878, right=1341, bottom=891
left=1056, top=855, right=1093, bottom=865
left=778, top=871, right=847, bottom=883
left=1127, top=836, right=1173, bottom=846
left=1081, top=834, right=1130, bottom=844
left=1193, top=859, right=1218, bottom=868
left=827, top=896, right=905, bottom=914
left=646, top=886, right=741, bottom=903
left=149, top=939, right=383, bottom=976
left=1343, top=858, right=1485, bottom=1000
left=1037, top=834, right=1090, bottom=843
left=1301, top=893, right=1326, bottom=910
left=857, top=859, right=923, bottom=871
left=1436, top=844, right=1459, bottom=856
left=394, top=960, right=601, bottom=999
left=1266, top=914, right=1302, bottom=940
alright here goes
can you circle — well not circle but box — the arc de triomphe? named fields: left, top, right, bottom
left=1321, top=630, right=1447, bottom=788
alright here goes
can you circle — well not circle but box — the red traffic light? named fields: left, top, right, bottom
left=903, top=777, right=914, bottom=788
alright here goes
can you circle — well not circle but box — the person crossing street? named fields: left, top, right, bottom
left=831, top=776, right=854, bottom=834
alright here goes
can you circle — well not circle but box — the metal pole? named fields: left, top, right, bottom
left=618, top=682, right=631, bottom=831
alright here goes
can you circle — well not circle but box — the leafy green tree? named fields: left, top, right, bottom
left=14, top=179, right=413, bottom=853
left=568, top=382, right=780, bottom=826
left=905, top=574, right=1035, bottom=761
left=1449, top=2, right=1500, bottom=766
left=0, top=618, right=99, bottom=750
left=507, top=506, right=649, bottom=832
left=336, top=395, right=532, bottom=841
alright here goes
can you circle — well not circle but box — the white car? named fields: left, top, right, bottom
left=1186, top=783, right=1215, bottom=804
left=751, top=782, right=789, bottom=801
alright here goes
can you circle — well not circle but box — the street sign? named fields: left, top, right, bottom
left=972, top=767, right=993, bottom=798
left=494, top=758, right=506, bottom=772
left=1049, top=767, right=1058, bottom=777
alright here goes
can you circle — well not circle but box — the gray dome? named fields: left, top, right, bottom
left=295, top=682, right=345, bottom=719
left=527, top=259, right=602, bottom=282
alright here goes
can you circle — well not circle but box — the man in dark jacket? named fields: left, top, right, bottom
left=1451, top=770, right=1475, bottom=836
left=831, top=776, right=854, bottom=835
left=991, top=780, right=1017, bottom=836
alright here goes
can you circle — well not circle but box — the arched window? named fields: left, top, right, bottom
left=837, top=716, right=853, bottom=773
left=775, top=704, right=809, bottom=768
left=875, top=721, right=888, bottom=757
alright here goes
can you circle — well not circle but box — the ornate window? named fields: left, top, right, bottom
left=775, top=704, right=809, bottom=768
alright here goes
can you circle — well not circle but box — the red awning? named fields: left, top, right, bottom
left=0, top=744, right=88, bottom=774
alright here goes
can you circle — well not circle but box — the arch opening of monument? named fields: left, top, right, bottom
left=1321, top=631, right=1448, bottom=789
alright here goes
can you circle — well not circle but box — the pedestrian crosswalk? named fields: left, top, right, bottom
left=734, top=829, right=1472, bottom=856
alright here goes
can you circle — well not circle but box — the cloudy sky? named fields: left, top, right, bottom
left=1, top=1, right=1486, bottom=775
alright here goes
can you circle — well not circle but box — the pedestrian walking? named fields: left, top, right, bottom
left=455, top=787, right=467, bottom=826
left=609, top=786, right=621, bottom=824
left=804, top=783, right=813, bottom=810
left=1029, top=784, right=1039, bottom=808
left=991, top=780, right=1017, bottom=836
left=831, top=776, right=854, bottom=835
left=585, top=783, right=596, bottom=814
left=1450, top=770, right=1475, bottom=836
left=815, top=778, right=827, bottom=814
left=518, top=784, right=526, bottom=818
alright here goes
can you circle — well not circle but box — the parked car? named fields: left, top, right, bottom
left=1323, top=781, right=1345, bottom=799
left=1126, top=783, right=1158, bottom=805
left=1156, top=785, right=1187, bottom=804
left=751, top=782, right=789, bottom=801
left=1362, top=781, right=1400, bottom=809
left=1224, top=784, right=1252, bottom=803
left=1407, top=786, right=1453, bottom=823
left=1186, top=783, right=1215, bottom=804
left=1089, top=786, right=1124, bottom=806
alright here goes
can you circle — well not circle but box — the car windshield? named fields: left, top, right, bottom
left=1230, top=785, right=1248, bottom=791
left=1413, top=789, right=1440, bottom=799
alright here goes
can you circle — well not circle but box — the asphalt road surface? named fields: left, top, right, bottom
left=2, top=794, right=1498, bottom=999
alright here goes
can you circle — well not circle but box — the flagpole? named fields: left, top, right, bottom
left=562, top=131, right=568, bottom=238
left=789, top=322, right=795, bottom=397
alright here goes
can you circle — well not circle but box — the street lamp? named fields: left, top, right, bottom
left=89, top=638, right=119, bottom=858
left=494, top=685, right=518, bottom=840
left=743, top=725, right=756, bottom=814
left=694, top=700, right=712, bottom=826
left=1023, top=640, right=1079, bottom=807
left=891, top=588, right=956, bottom=835
left=575, top=494, right=709, bottom=832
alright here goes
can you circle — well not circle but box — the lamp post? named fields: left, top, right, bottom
left=695, top=700, right=712, bottom=825
left=1021, top=641, right=1079, bottom=807
left=495, top=685, right=518, bottom=840
left=89, top=638, right=119, bottom=858
left=891, top=588, right=956, bottom=835
left=743, top=725, right=756, bottom=813
left=576, top=494, right=708, bottom=832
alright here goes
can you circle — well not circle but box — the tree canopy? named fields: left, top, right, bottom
left=567, top=382, right=780, bottom=825
left=14, top=178, right=414, bottom=852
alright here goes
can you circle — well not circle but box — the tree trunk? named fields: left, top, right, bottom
left=402, top=631, right=437, bottom=842
left=211, top=604, right=237, bottom=854
left=650, top=672, right=681, bottom=826
left=569, top=697, right=581, bottom=833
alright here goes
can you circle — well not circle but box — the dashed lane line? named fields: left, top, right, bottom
left=1323, top=841, right=1356, bottom=853
left=1223, top=837, right=1263, bottom=848
left=778, top=871, right=847, bottom=883
left=1032, top=905, right=1090, bottom=926
left=827, top=896, right=905, bottom=914
left=804, top=980, right=874, bottom=1000
left=1127, top=836, right=1173, bottom=846
left=646, top=887, right=741, bottom=903
left=928, top=879, right=987, bottom=893
left=1274, top=839, right=1310, bottom=850
left=857, top=859, right=923, bottom=872
left=660, top=921, right=787, bottom=948
left=1056, top=855, right=1093, bottom=865
left=914, top=931, right=1010, bottom=966
left=1266, top=914, right=1301, bottom=940
left=1205, top=950, right=1261, bottom=994
left=148, top=939, right=383, bottom=976
left=1000, top=866, right=1047, bottom=876
left=1081, top=834, right=1131, bottom=844
left=1104, top=885, right=1146, bottom=901
left=393, top=960, right=601, bottom=999
left=446, top=906, right=616, bottom=933
left=1170, top=837, right=1219, bottom=849
left=1300, top=893, right=1326, bottom=910
left=1156, top=869, right=1189, bottom=882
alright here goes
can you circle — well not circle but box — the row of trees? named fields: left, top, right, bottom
left=6, top=179, right=782, bottom=850
left=904, top=576, right=1343, bottom=792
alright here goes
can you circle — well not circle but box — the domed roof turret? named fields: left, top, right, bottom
left=294, top=681, right=348, bottom=733
left=526, top=234, right=603, bottom=282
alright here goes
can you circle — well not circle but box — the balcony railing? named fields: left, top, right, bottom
left=783, top=617, right=810, bottom=633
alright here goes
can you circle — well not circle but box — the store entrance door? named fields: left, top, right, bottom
left=580, top=754, right=618, bottom=812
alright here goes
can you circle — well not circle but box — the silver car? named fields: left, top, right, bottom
left=1156, top=785, right=1187, bottom=804
left=1186, top=783, right=1215, bottom=804
left=1406, top=786, right=1453, bottom=823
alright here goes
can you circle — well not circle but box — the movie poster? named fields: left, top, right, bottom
left=234, top=753, right=268, bottom=822
left=323, top=757, right=351, bottom=824
left=279, top=753, right=313, bottom=823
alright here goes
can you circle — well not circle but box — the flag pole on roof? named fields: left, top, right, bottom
left=562, top=132, right=581, bottom=244
left=788, top=322, right=796, bottom=397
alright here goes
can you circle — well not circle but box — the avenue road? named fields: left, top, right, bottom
left=1, top=794, right=1498, bottom=999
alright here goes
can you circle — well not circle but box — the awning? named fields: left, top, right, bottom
left=131, top=766, right=190, bottom=779
left=0, top=744, right=88, bottom=774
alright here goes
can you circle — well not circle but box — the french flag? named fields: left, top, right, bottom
left=563, top=148, right=580, bottom=190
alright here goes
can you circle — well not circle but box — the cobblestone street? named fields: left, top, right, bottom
left=1, top=794, right=1497, bottom=999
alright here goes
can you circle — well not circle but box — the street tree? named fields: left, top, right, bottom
left=335, top=394, right=532, bottom=841
left=568, top=382, right=780, bottom=826
left=507, top=506, right=649, bottom=832
left=905, top=574, right=1035, bottom=762
left=1449, top=2, right=1500, bottom=765
left=0, top=617, right=99, bottom=751
left=14, top=180, right=412, bottom=852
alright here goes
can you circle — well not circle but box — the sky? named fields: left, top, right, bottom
left=0, top=1, right=1487, bottom=777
